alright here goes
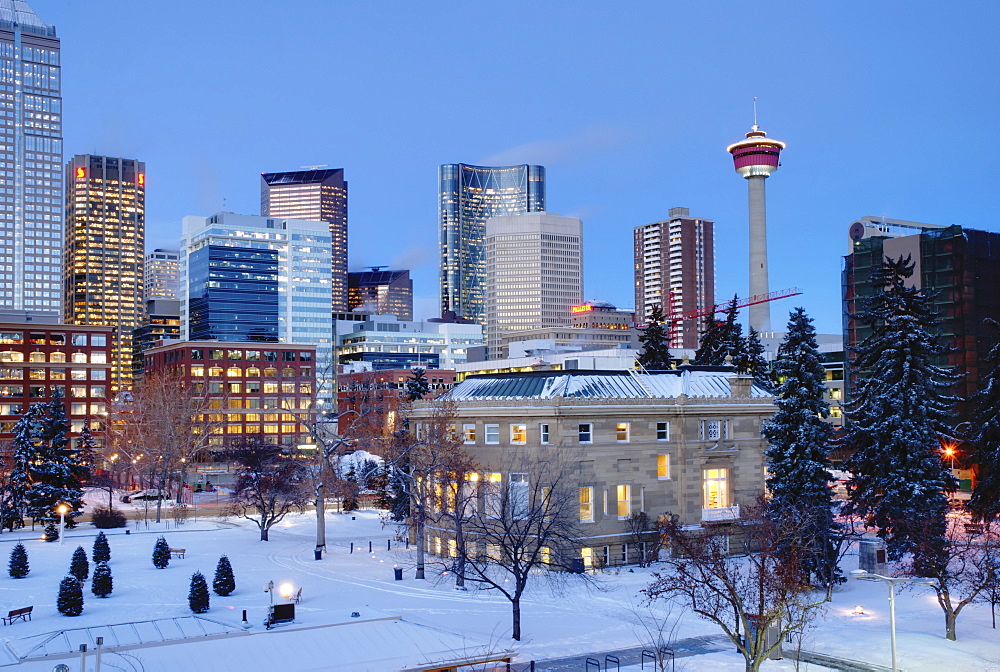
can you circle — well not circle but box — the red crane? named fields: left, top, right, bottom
left=666, top=287, right=802, bottom=323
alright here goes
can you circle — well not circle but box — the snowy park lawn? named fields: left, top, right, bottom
left=1, top=505, right=999, bottom=671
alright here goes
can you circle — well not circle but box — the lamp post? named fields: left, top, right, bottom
left=56, top=503, right=69, bottom=546
left=850, top=569, right=936, bottom=672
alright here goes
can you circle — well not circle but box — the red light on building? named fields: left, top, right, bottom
left=137, top=173, right=145, bottom=186
left=571, top=304, right=594, bottom=314
left=75, top=166, right=86, bottom=179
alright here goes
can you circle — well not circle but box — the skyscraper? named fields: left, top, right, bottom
left=484, top=212, right=583, bottom=359
left=439, top=163, right=545, bottom=323
left=180, top=212, right=333, bottom=400
left=261, top=169, right=348, bottom=312
left=0, top=1, right=62, bottom=314
left=726, top=121, right=785, bottom=333
left=144, top=249, right=180, bottom=300
left=64, top=155, right=145, bottom=393
left=348, top=267, right=413, bottom=321
left=633, top=207, right=715, bottom=350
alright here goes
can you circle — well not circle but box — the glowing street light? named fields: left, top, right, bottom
left=56, top=503, right=69, bottom=546
left=279, top=582, right=295, bottom=602
left=941, top=442, right=957, bottom=472
left=850, top=569, right=936, bottom=672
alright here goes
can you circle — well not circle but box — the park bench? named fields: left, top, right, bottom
left=290, top=587, right=302, bottom=604
left=2, top=606, right=32, bottom=625
left=170, top=548, right=186, bottom=559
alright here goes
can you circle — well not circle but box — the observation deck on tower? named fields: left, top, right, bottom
left=726, top=126, right=786, bottom=178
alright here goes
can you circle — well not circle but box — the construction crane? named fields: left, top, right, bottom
left=667, top=287, right=802, bottom=323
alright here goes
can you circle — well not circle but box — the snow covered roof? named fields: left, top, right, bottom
left=446, top=368, right=772, bottom=400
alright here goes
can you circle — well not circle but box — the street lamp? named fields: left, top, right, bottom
left=941, top=442, right=957, bottom=473
left=56, top=503, right=69, bottom=546
left=850, top=569, right=936, bottom=672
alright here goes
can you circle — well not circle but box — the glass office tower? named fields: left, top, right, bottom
left=64, top=155, right=145, bottom=393
left=439, top=164, right=545, bottom=324
left=261, top=169, right=348, bottom=312
left=0, top=1, right=62, bottom=313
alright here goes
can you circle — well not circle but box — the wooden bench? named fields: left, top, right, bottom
left=170, top=548, right=186, bottom=559
left=3, top=606, right=32, bottom=625
left=290, top=587, right=302, bottom=604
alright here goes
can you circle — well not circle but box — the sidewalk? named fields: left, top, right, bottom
left=531, top=633, right=730, bottom=671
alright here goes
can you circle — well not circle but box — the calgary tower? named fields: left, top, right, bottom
left=726, top=105, right=786, bottom=333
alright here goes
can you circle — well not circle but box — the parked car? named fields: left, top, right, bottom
left=123, top=488, right=167, bottom=502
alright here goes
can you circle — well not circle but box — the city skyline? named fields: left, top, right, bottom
left=32, top=0, right=998, bottom=335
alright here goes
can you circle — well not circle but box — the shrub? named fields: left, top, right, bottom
left=8, top=543, right=28, bottom=578
left=93, top=531, right=111, bottom=564
left=188, top=571, right=210, bottom=613
left=152, top=536, right=170, bottom=569
left=213, top=555, right=236, bottom=596
left=69, top=546, right=89, bottom=582
left=57, top=574, right=84, bottom=616
left=91, top=506, right=127, bottom=529
left=43, top=522, right=59, bottom=542
left=92, top=561, right=113, bottom=598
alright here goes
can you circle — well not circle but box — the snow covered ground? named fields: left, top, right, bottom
left=0, top=502, right=998, bottom=671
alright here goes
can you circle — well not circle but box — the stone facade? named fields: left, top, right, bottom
left=408, top=367, right=775, bottom=567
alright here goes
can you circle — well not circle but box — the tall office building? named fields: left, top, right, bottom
left=0, top=2, right=62, bottom=314
left=261, top=169, right=348, bottom=311
left=64, top=155, right=145, bottom=393
left=484, top=212, right=583, bottom=359
left=144, top=248, right=179, bottom=299
left=844, top=216, right=1000, bottom=410
left=180, top=212, right=333, bottom=400
left=348, top=267, right=413, bottom=320
left=634, top=207, right=715, bottom=350
left=439, top=163, right=545, bottom=323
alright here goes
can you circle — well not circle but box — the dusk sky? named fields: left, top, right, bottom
left=37, top=0, right=997, bottom=334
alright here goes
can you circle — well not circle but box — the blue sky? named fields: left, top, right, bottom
left=36, top=0, right=998, bottom=334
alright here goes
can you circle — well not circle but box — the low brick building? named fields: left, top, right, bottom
left=408, top=366, right=775, bottom=567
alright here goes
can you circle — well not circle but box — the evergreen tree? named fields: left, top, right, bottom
left=720, top=295, right=746, bottom=362
left=22, top=389, right=88, bottom=524
left=188, top=571, right=210, bottom=613
left=968, top=319, right=1000, bottom=522
left=152, top=536, right=171, bottom=569
left=92, top=530, right=111, bottom=564
left=212, top=555, right=236, bottom=596
left=694, top=314, right=727, bottom=365
left=42, top=522, right=59, bottom=542
left=4, top=406, right=38, bottom=530
left=762, top=308, right=840, bottom=589
left=91, top=561, right=113, bottom=598
left=7, top=542, right=28, bottom=578
left=405, top=367, right=430, bottom=401
left=734, top=326, right=772, bottom=384
left=843, top=255, right=959, bottom=566
left=637, top=304, right=673, bottom=370
left=69, top=546, right=89, bottom=582
left=57, top=574, right=84, bottom=616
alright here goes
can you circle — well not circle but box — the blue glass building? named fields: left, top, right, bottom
left=187, top=245, right=279, bottom=342
left=439, top=164, right=545, bottom=324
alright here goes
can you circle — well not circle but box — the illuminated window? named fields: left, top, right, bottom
left=510, top=424, right=526, bottom=444
left=616, top=485, right=631, bottom=519
left=227, top=367, right=241, bottom=377
left=616, top=422, right=630, bottom=442
left=90, top=352, right=106, bottom=364
left=190, top=365, right=204, bottom=377
left=657, top=454, right=671, bottom=480
left=50, top=351, right=65, bottom=362
left=579, top=486, right=594, bottom=522
left=581, top=547, right=594, bottom=569
left=463, top=423, right=476, bottom=443
left=703, top=468, right=729, bottom=509
left=208, top=366, right=223, bottom=377
left=485, top=473, right=502, bottom=516
left=541, top=546, right=551, bottom=564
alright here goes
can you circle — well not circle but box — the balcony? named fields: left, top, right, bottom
left=701, top=504, right=740, bottom=523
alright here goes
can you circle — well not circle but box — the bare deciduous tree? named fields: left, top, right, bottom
left=227, top=439, right=310, bottom=541
left=643, top=501, right=827, bottom=672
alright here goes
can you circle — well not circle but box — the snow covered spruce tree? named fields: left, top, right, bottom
left=57, top=574, right=84, bottom=616
left=213, top=555, right=236, bottom=596
left=695, top=296, right=744, bottom=366
left=762, top=308, right=840, bottom=594
left=69, top=546, right=89, bottom=582
left=42, top=522, right=58, bottom=542
left=405, top=367, right=430, bottom=401
left=189, top=571, right=210, bottom=613
left=92, top=530, right=111, bottom=564
left=4, top=406, right=38, bottom=531
left=967, top=319, right=1000, bottom=523
left=152, top=536, right=171, bottom=569
left=8, top=542, right=28, bottom=578
left=735, top=326, right=772, bottom=384
left=91, top=561, right=113, bottom=598
left=637, top=304, right=672, bottom=370
left=842, top=255, right=959, bottom=566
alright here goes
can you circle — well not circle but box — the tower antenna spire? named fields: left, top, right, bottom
left=752, top=97, right=758, bottom=131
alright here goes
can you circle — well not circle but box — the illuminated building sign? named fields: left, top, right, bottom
left=75, top=166, right=86, bottom=179
left=138, top=173, right=145, bottom=186
left=572, top=304, right=594, bottom=313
